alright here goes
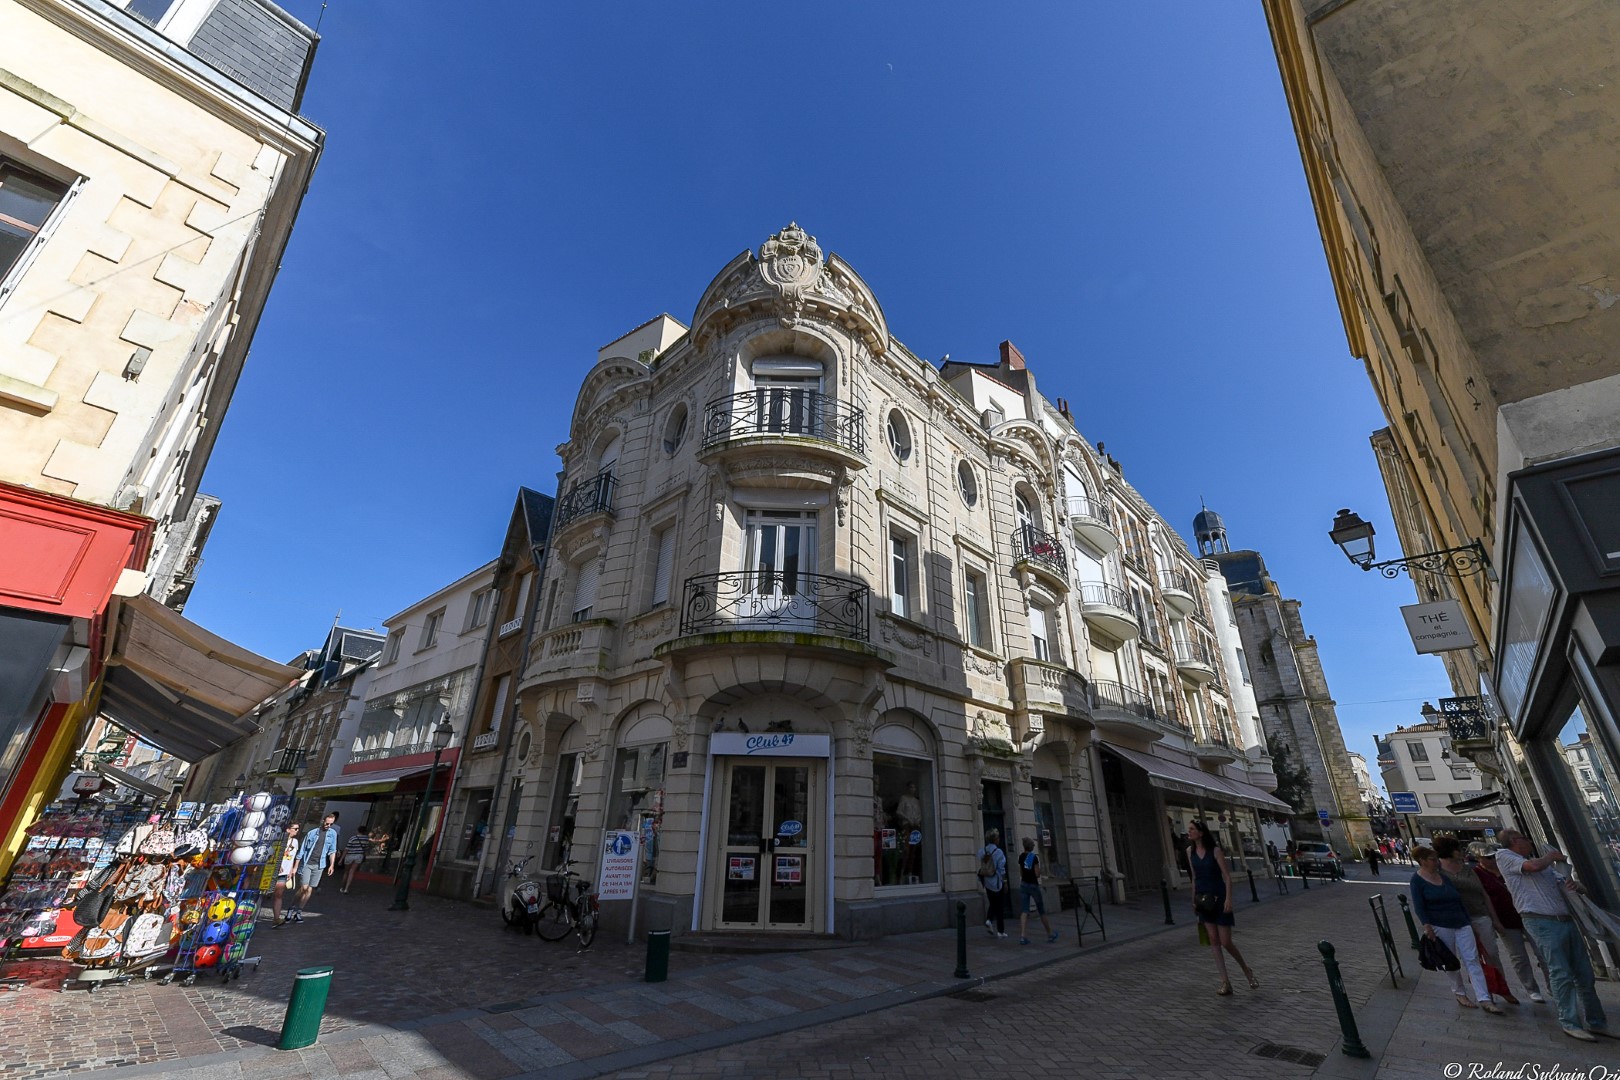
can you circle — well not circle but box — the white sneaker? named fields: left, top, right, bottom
left=1531, top=991, right=1546, bottom=1003
left=997, top=932, right=1009, bottom=939
left=985, top=921, right=996, bottom=937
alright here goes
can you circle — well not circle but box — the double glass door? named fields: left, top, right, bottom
left=714, top=759, right=817, bottom=930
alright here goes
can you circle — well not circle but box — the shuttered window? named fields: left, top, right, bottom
left=572, top=559, right=599, bottom=622
left=651, top=527, right=676, bottom=606
left=1028, top=603, right=1050, bottom=662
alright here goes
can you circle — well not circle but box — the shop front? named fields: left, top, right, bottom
left=1493, top=446, right=1620, bottom=911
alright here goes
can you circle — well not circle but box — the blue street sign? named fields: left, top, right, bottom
left=1317, top=809, right=1332, bottom=822
left=1390, top=791, right=1421, bottom=815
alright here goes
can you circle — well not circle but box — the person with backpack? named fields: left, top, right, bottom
left=976, top=829, right=1009, bottom=938
left=1016, top=837, right=1059, bottom=945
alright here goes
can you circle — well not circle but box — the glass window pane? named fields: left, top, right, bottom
left=0, top=171, right=61, bottom=229
left=873, top=753, right=937, bottom=886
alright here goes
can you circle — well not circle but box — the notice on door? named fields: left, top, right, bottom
left=775, top=855, right=802, bottom=885
left=728, top=856, right=756, bottom=881
left=599, top=831, right=639, bottom=901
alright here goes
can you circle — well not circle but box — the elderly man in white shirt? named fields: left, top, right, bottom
left=1493, top=829, right=1609, bottom=1043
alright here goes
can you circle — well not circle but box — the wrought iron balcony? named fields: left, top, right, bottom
left=350, top=741, right=434, bottom=764
left=1158, top=568, right=1197, bottom=619
left=1192, top=724, right=1238, bottom=764
left=1090, top=680, right=1167, bottom=742
left=1012, top=525, right=1068, bottom=585
left=1439, top=696, right=1491, bottom=743
left=702, top=389, right=865, bottom=456
left=555, top=470, right=616, bottom=529
left=680, top=570, right=868, bottom=641
left=1079, top=582, right=1139, bottom=642
left=1172, top=640, right=1218, bottom=685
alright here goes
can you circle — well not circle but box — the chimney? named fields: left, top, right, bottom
left=999, top=340, right=1026, bottom=371
left=1057, top=397, right=1073, bottom=423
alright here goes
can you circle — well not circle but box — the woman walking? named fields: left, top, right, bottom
left=1410, top=845, right=1501, bottom=1013
left=1434, top=837, right=1516, bottom=1005
left=270, top=822, right=300, bottom=926
left=1187, top=820, right=1257, bottom=995
left=976, top=829, right=1009, bottom=939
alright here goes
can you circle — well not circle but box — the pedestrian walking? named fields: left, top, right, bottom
left=1265, top=840, right=1279, bottom=870
left=1494, top=829, right=1609, bottom=1042
left=270, top=821, right=301, bottom=926
left=1473, top=846, right=1549, bottom=1003
left=1434, top=837, right=1515, bottom=1005
left=976, top=829, right=1009, bottom=939
left=292, top=811, right=340, bottom=922
left=1187, top=820, right=1257, bottom=995
left=1410, top=845, right=1501, bottom=1013
left=1367, top=846, right=1383, bottom=876
left=339, top=825, right=373, bottom=893
left=1015, top=838, right=1059, bottom=945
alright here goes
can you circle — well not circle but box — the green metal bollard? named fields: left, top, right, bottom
left=1318, top=941, right=1370, bottom=1058
left=1160, top=876, right=1174, bottom=925
left=277, top=966, right=333, bottom=1051
left=954, top=901, right=970, bottom=980
left=1396, top=894, right=1420, bottom=949
left=644, top=930, right=671, bottom=983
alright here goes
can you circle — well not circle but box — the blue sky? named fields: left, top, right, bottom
left=184, top=2, right=1446, bottom=787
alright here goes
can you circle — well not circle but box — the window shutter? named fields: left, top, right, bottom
left=652, top=529, right=676, bottom=605
left=572, top=559, right=599, bottom=620
left=1028, top=603, right=1048, bottom=660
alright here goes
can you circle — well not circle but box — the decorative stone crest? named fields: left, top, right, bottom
left=758, top=222, right=824, bottom=299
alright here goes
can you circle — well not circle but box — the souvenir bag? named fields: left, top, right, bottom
left=1418, top=934, right=1460, bottom=972
left=60, top=926, right=89, bottom=961
left=173, top=826, right=210, bottom=859
left=79, top=911, right=131, bottom=962
left=138, top=824, right=176, bottom=858
left=122, top=912, right=171, bottom=959
left=72, top=861, right=126, bottom=928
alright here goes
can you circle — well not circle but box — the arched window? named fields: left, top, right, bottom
left=872, top=717, right=939, bottom=888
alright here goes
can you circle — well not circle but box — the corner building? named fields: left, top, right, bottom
left=514, top=225, right=1282, bottom=938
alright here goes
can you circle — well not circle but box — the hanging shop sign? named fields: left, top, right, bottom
left=1400, top=600, right=1477, bottom=654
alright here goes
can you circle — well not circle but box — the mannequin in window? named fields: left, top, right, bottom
left=873, top=794, right=886, bottom=884
left=897, top=783, right=923, bottom=882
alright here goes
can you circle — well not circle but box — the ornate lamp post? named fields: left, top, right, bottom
left=390, top=710, right=454, bottom=912
left=1327, top=509, right=1493, bottom=580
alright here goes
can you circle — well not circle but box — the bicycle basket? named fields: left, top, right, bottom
left=546, top=873, right=568, bottom=903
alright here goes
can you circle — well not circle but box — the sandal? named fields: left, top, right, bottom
left=1244, top=968, right=1260, bottom=990
left=1216, top=982, right=1233, bottom=996
left=1455, top=994, right=1478, bottom=1009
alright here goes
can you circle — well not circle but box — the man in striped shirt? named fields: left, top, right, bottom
left=1494, top=829, right=1608, bottom=1042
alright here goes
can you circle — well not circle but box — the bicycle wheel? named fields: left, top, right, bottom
left=535, top=900, right=572, bottom=942
left=574, top=905, right=597, bottom=948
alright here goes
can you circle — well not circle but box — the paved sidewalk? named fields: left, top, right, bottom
left=11, top=870, right=1320, bottom=1079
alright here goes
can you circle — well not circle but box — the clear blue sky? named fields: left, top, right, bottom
left=185, top=1, right=1446, bottom=787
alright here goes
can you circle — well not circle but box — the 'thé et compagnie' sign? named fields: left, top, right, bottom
left=1400, top=599, right=1477, bottom=654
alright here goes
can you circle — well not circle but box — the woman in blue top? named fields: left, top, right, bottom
left=1410, top=845, right=1500, bottom=1013
left=1188, top=820, right=1257, bottom=995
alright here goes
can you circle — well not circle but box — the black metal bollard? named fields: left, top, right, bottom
left=1160, top=876, right=1174, bottom=925
left=954, top=901, right=970, bottom=979
left=1318, top=941, right=1371, bottom=1058
left=1302, top=866, right=1311, bottom=890
left=644, top=930, right=671, bottom=983
left=1247, top=866, right=1259, bottom=903
left=1396, top=894, right=1420, bottom=948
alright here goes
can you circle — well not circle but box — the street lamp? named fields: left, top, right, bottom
left=390, top=712, right=455, bottom=911
left=1328, top=508, right=1494, bottom=580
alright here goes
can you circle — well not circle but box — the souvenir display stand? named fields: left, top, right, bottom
left=0, top=802, right=146, bottom=957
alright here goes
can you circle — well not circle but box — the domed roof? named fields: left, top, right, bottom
left=1193, top=507, right=1226, bottom=538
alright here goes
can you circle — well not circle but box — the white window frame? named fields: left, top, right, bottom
left=380, top=632, right=401, bottom=666
left=886, top=410, right=913, bottom=463
left=0, top=168, right=82, bottom=313
left=890, top=528, right=917, bottom=621
left=650, top=522, right=677, bottom=607
left=963, top=567, right=991, bottom=649
left=1028, top=601, right=1052, bottom=662
left=420, top=609, right=444, bottom=650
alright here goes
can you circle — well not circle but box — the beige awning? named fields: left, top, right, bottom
left=298, top=764, right=434, bottom=799
left=99, top=595, right=300, bottom=762
left=1103, top=742, right=1293, bottom=814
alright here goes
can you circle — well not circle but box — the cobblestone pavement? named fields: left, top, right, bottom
left=36, top=870, right=1324, bottom=1078
left=0, top=879, right=723, bottom=1079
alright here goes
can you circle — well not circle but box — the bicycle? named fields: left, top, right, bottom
left=534, top=861, right=598, bottom=947
left=499, top=855, right=543, bottom=935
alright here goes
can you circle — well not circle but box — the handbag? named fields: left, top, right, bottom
left=1194, top=892, right=1223, bottom=919
left=1418, top=934, right=1460, bottom=972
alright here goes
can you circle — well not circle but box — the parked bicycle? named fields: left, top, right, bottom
left=535, top=860, right=598, bottom=948
left=499, top=855, right=543, bottom=935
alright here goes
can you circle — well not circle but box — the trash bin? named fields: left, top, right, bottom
left=277, top=966, right=333, bottom=1050
left=645, top=930, right=671, bottom=983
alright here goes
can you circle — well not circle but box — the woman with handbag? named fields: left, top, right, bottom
left=1434, top=837, right=1517, bottom=1005
left=1410, top=845, right=1501, bottom=1013
left=1187, top=819, right=1257, bottom=995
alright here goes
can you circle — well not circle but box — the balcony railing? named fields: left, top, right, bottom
left=1079, top=582, right=1132, bottom=611
left=680, top=570, right=868, bottom=641
left=1439, top=696, right=1491, bottom=742
left=1067, top=496, right=1111, bottom=527
left=703, top=389, right=865, bottom=455
left=1159, top=568, right=1193, bottom=596
left=555, top=470, right=617, bottom=529
left=1172, top=640, right=1215, bottom=669
left=1012, top=525, right=1067, bottom=582
left=1091, top=680, right=1162, bottom=723
left=350, top=741, right=434, bottom=764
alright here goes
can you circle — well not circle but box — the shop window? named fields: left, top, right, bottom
left=458, top=790, right=494, bottom=861
left=1031, top=777, right=1069, bottom=878
left=608, top=742, right=666, bottom=884
left=1552, top=707, right=1620, bottom=898
left=873, top=752, right=938, bottom=887
left=543, top=752, right=583, bottom=870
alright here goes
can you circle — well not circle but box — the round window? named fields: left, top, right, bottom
left=958, top=461, right=978, bottom=507
left=887, top=410, right=912, bottom=462
left=663, top=404, right=688, bottom=455
left=515, top=729, right=532, bottom=764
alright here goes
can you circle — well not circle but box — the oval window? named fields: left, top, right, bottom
left=887, top=410, right=912, bottom=462
left=958, top=461, right=978, bottom=507
left=663, top=404, right=688, bottom=455
left=516, top=729, right=532, bottom=764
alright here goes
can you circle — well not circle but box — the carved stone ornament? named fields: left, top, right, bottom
left=879, top=617, right=934, bottom=656
left=671, top=715, right=690, bottom=753
left=583, top=736, right=605, bottom=761
left=852, top=720, right=873, bottom=755
left=758, top=222, right=824, bottom=301
left=626, top=610, right=675, bottom=645
left=962, top=652, right=999, bottom=678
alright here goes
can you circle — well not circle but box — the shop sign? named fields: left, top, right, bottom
left=1400, top=600, right=1477, bottom=654
left=881, top=828, right=897, bottom=849
left=599, top=830, right=639, bottom=901
left=710, top=732, right=831, bottom=758
left=909, top=830, right=922, bottom=846
left=777, top=820, right=803, bottom=837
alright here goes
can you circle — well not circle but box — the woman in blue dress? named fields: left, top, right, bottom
left=1188, top=820, right=1258, bottom=995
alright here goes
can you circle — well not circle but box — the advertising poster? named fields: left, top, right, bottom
left=881, top=828, right=897, bottom=850
left=728, top=856, right=756, bottom=881
left=774, top=855, right=802, bottom=885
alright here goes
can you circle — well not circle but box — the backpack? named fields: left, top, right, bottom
left=977, top=847, right=997, bottom=880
